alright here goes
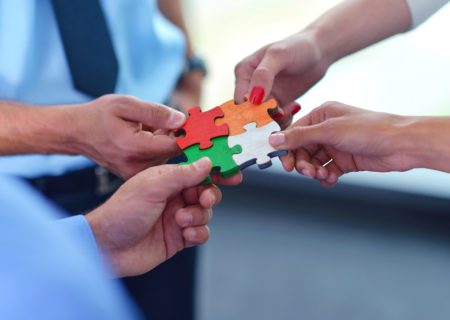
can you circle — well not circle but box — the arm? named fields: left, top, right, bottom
left=157, top=0, right=205, bottom=113
left=234, top=0, right=413, bottom=127
left=269, top=102, right=450, bottom=187
left=85, top=158, right=219, bottom=277
left=0, top=95, right=186, bottom=179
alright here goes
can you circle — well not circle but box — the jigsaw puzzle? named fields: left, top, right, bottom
left=228, top=122, right=288, bottom=170
left=215, top=98, right=278, bottom=135
left=175, top=106, right=228, bottom=150
left=175, top=98, right=290, bottom=182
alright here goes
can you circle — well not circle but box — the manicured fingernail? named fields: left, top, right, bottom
left=249, top=87, right=265, bottom=104
left=194, top=157, right=211, bottom=170
left=291, top=103, right=301, bottom=116
left=272, top=112, right=283, bottom=120
left=269, top=132, right=285, bottom=147
left=169, top=111, right=186, bottom=127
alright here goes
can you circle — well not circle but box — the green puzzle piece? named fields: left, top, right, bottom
left=181, top=136, right=242, bottom=184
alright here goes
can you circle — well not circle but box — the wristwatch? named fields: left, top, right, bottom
left=185, top=55, right=207, bottom=77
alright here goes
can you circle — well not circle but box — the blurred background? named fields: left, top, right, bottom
left=182, top=1, right=450, bottom=319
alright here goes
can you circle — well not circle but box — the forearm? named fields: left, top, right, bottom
left=0, top=101, right=82, bottom=155
left=402, top=116, right=450, bottom=173
left=157, top=0, right=192, bottom=56
left=306, top=0, right=412, bottom=64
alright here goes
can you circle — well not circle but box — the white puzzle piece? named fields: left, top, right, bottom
left=228, top=121, right=287, bottom=170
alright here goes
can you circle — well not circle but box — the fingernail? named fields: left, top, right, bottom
left=301, top=169, right=312, bottom=177
left=291, top=103, right=301, bottom=116
left=169, top=111, right=186, bottom=127
left=181, top=210, right=193, bottom=226
left=272, top=112, right=283, bottom=120
left=194, top=157, right=211, bottom=170
left=269, top=132, right=285, bottom=147
left=249, top=86, right=265, bottom=104
left=187, top=228, right=197, bottom=239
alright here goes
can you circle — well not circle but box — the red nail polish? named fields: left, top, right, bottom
left=272, top=112, right=283, bottom=120
left=291, top=103, right=301, bottom=116
left=249, top=87, right=265, bottom=105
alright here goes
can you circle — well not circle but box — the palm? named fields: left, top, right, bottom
left=114, top=195, right=187, bottom=276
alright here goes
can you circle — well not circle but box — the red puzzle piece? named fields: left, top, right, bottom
left=176, top=106, right=229, bottom=150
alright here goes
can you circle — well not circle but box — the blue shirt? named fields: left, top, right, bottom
left=0, top=0, right=186, bottom=178
left=0, top=176, right=140, bottom=319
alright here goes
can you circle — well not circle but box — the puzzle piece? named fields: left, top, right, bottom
left=215, top=98, right=278, bottom=136
left=181, top=136, right=242, bottom=183
left=228, top=122, right=287, bottom=170
left=176, top=106, right=229, bottom=150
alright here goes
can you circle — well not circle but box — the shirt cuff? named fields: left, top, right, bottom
left=406, top=0, right=449, bottom=28
left=54, top=215, right=101, bottom=267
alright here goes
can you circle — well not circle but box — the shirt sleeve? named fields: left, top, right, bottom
left=55, top=215, right=102, bottom=267
left=406, top=0, right=449, bottom=28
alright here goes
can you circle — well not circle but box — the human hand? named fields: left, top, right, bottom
left=86, top=158, right=219, bottom=277
left=234, top=30, right=330, bottom=128
left=269, top=102, right=421, bottom=187
left=72, top=95, right=186, bottom=180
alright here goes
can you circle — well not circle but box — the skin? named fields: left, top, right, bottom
left=232, top=0, right=450, bottom=186
left=234, top=0, right=412, bottom=128
left=270, top=102, right=450, bottom=187
left=0, top=95, right=186, bottom=180
left=86, top=157, right=221, bottom=277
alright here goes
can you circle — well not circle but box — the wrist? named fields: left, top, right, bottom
left=391, top=115, right=440, bottom=171
left=301, top=26, right=334, bottom=70
left=399, top=116, right=450, bottom=172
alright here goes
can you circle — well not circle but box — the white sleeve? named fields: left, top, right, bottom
left=406, top=0, right=450, bottom=28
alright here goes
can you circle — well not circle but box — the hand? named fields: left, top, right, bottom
left=234, top=30, right=330, bottom=128
left=86, top=158, right=219, bottom=277
left=169, top=71, right=204, bottom=114
left=269, top=102, right=421, bottom=187
left=72, top=95, right=186, bottom=180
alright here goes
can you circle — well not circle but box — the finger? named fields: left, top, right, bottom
left=144, top=158, right=212, bottom=200
left=269, top=123, right=330, bottom=150
left=135, top=132, right=180, bottom=158
left=117, top=98, right=186, bottom=130
left=234, top=46, right=269, bottom=104
left=184, top=226, right=210, bottom=246
left=234, top=58, right=255, bottom=104
left=272, top=101, right=301, bottom=130
left=176, top=206, right=213, bottom=228
left=199, top=185, right=222, bottom=208
left=294, top=159, right=317, bottom=178
left=279, top=151, right=295, bottom=172
left=320, top=171, right=339, bottom=188
left=211, top=172, right=243, bottom=186
left=248, top=47, right=286, bottom=102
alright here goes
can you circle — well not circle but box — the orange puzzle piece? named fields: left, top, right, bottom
left=215, top=99, right=278, bottom=136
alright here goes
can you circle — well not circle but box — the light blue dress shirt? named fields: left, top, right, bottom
left=0, top=0, right=186, bottom=178
left=0, top=176, right=141, bottom=319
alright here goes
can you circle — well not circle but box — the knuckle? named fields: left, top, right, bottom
left=253, top=67, right=273, bottom=84
left=266, top=45, right=286, bottom=59
left=234, top=62, right=247, bottom=77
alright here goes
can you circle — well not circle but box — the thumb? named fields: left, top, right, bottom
left=269, top=124, right=331, bottom=150
left=119, top=99, right=186, bottom=130
left=248, top=48, right=286, bottom=103
left=147, top=158, right=212, bottom=200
